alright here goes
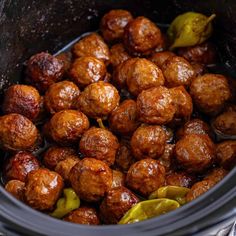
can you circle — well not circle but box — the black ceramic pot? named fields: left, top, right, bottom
left=0, top=1, right=236, bottom=235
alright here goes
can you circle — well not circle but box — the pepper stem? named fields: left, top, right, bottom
left=97, top=118, right=106, bottom=129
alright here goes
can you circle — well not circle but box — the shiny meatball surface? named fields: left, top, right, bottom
left=4, top=151, right=40, bottom=182
left=162, top=56, right=195, bottom=88
left=190, top=74, right=231, bottom=115
left=69, top=57, right=107, bottom=88
left=137, top=86, right=176, bottom=125
left=126, top=159, right=166, bottom=196
left=26, top=52, right=64, bottom=92
left=175, top=134, right=215, bottom=173
left=124, top=17, right=162, bottom=56
left=112, top=170, right=125, bottom=188
left=0, top=114, right=39, bottom=152
left=100, top=9, right=133, bottom=42
left=110, top=44, right=131, bottom=68
left=131, top=125, right=166, bottom=160
left=5, top=180, right=25, bottom=200
left=77, top=81, right=120, bottom=119
left=204, top=168, right=228, bottom=184
left=159, top=144, right=175, bottom=172
left=24, top=168, right=64, bottom=210
left=149, top=51, right=175, bottom=69
left=49, top=110, right=89, bottom=145
left=64, top=207, right=100, bottom=225
left=3, top=84, right=41, bottom=121
left=166, top=172, right=194, bottom=188
left=79, top=127, right=119, bottom=166
left=100, top=186, right=139, bottom=224
left=69, top=158, right=112, bottom=202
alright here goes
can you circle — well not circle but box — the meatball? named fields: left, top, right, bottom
left=109, top=99, right=139, bottom=136
left=0, top=114, right=39, bottom=152
left=48, top=110, right=89, bottom=145
left=4, top=151, right=40, bottom=182
left=100, top=9, right=133, bottom=43
left=56, top=51, right=72, bottom=72
left=2, top=84, right=41, bottom=121
left=77, top=81, right=120, bottom=119
left=137, top=86, right=176, bottom=125
left=176, top=119, right=213, bottom=140
left=175, top=134, right=215, bottom=173
left=126, top=159, right=166, bottom=196
left=162, top=126, right=174, bottom=143
left=149, top=51, right=175, bottom=69
left=79, top=127, right=119, bottom=166
left=110, top=44, right=131, bottom=68
left=100, top=186, right=139, bottom=224
left=131, top=125, right=166, bottom=160
left=43, top=146, right=77, bottom=170
left=216, top=141, right=236, bottom=169
left=186, top=179, right=215, bottom=202
left=177, top=42, right=217, bottom=65
left=159, top=144, right=175, bottom=172
left=72, top=33, right=110, bottom=64
left=5, top=180, right=25, bottom=200
left=123, top=16, right=162, bottom=56
left=26, top=52, right=64, bottom=92
left=170, top=86, right=193, bottom=121
left=55, top=157, right=80, bottom=182
left=24, top=168, right=64, bottom=210
left=126, top=58, right=165, bottom=96
left=166, top=172, right=195, bottom=188
left=69, top=158, right=112, bottom=202
left=212, top=111, right=236, bottom=136
left=115, top=140, right=136, bottom=172
left=204, top=168, right=228, bottom=184
left=162, top=56, right=195, bottom=88
left=112, top=170, right=125, bottom=188
left=69, top=57, right=107, bottom=88
left=64, top=207, right=100, bottom=225
left=44, top=81, right=80, bottom=114
left=190, top=74, right=231, bottom=115
left=190, top=63, right=207, bottom=77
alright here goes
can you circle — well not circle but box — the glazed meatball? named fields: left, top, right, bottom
left=177, top=42, right=217, bottom=65
left=131, top=125, right=166, bottom=160
left=166, top=172, right=195, bottom=188
left=24, top=168, right=64, bottom=210
left=69, top=158, right=112, bottom=202
left=100, top=186, right=139, bottom=224
left=190, top=63, right=207, bottom=77
left=55, top=157, right=80, bottom=182
left=110, top=44, right=131, bottom=68
left=115, top=140, right=135, bottom=172
left=137, top=86, right=176, bottom=125
left=72, top=33, right=110, bottom=64
left=204, top=168, right=228, bottom=184
left=112, top=170, right=125, bottom=188
left=79, top=127, right=119, bottom=166
left=5, top=180, right=25, bottom=201
left=126, top=159, right=166, bottom=196
left=4, top=151, right=40, bottom=182
left=0, top=114, right=39, bottom=152
left=56, top=51, right=72, bottom=72
left=64, top=207, right=100, bottom=225
left=43, top=146, right=77, bottom=170
left=162, top=126, right=174, bottom=143
left=158, top=144, right=175, bottom=172
left=126, top=58, right=165, bottom=96
left=123, top=16, right=162, bottom=56
left=186, top=179, right=215, bottom=202
left=77, top=81, right=120, bottom=119
left=149, top=51, right=175, bottom=69
left=190, top=74, right=231, bottom=115
left=170, top=86, right=193, bottom=122
left=175, top=134, right=215, bottom=173
left=100, top=9, right=133, bottom=43
left=212, top=111, right=236, bottom=136
left=48, top=110, right=89, bottom=145
left=162, top=56, right=195, bottom=88
left=69, top=57, right=107, bottom=88
left=216, top=141, right=236, bottom=169
left=26, top=52, right=64, bottom=92
left=44, top=81, right=80, bottom=114
left=3, top=84, right=41, bottom=121
left=109, top=99, right=139, bottom=136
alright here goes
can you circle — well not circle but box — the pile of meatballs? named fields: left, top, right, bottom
left=1, top=9, right=236, bottom=225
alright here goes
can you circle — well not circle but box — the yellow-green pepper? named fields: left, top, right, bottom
left=50, top=188, right=80, bottom=219
left=167, top=12, right=216, bottom=49
left=119, top=198, right=180, bottom=224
